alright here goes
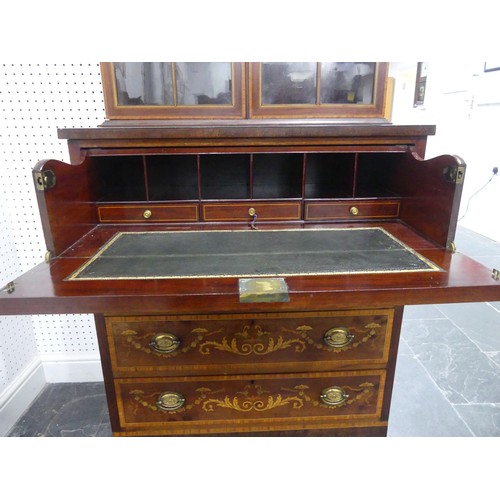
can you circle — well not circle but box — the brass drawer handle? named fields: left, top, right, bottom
left=320, top=386, right=349, bottom=407
left=143, top=209, right=152, bottom=219
left=156, top=391, right=186, bottom=412
left=323, top=327, right=354, bottom=348
left=349, top=206, right=359, bottom=216
left=149, top=333, right=180, bottom=354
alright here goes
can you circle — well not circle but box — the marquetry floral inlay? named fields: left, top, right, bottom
left=201, top=384, right=309, bottom=412
left=198, top=324, right=306, bottom=356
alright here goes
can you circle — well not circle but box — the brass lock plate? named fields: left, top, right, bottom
left=239, top=278, right=289, bottom=303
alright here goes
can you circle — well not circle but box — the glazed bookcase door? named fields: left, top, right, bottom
left=248, top=62, right=388, bottom=119
left=101, top=62, right=246, bottom=119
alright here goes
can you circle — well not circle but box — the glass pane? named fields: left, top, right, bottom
left=261, top=62, right=317, bottom=104
left=175, top=62, right=233, bottom=105
left=320, top=62, right=375, bottom=104
left=113, top=62, right=173, bottom=105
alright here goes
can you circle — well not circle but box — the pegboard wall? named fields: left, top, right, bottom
left=0, top=63, right=106, bottom=391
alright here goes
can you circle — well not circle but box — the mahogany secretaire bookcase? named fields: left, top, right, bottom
left=2, top=62, right=500, bottom=436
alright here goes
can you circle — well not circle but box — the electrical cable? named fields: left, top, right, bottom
left=458, top=167, right=498, bottom=221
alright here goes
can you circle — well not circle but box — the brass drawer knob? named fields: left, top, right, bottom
left=320, top=386, right=349, bottom=407
left=248, top=207, right=256, bottom=216
left=349, top=206, right=359, bottom=216
left=143, top=209, right=152, bottom=219
left=323, top=327, right=354, bottom=348
left=156, top=391, right=186, bottom=412
left=149, top=333, right=180, bottom=354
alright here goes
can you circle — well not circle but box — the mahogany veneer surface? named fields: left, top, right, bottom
left=1, top=222, right=499, bottom=316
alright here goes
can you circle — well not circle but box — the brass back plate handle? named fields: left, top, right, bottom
left=320, top=386, right=349, bottom=407
left=149, top=333, right=180, bottom=354
left=156, top=392, right=186, bottom=412
left=323, top=327, right=354, bottom=348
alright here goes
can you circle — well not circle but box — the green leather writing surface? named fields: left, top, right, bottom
left=67, top=227, right=441, bottom=281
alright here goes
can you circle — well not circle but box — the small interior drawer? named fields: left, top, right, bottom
left=202, top=201, right=301, bottom=222
left=305, top=200, right=400, bottom=221
left=98, top=203, right=199, bottom=223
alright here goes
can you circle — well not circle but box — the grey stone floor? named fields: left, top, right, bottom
left=7, top=227, right=500, bottom=437
left=388, top=226, right=500, bottom=437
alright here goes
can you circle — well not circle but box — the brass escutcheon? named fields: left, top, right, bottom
left=143, top=210, right=152, bottom=219
left=320, top=386, right=349, bottom=407
left=323, top=327, right=354, bottom=348
left=349, top=206, right=359, bottom=216
left=156, top=391, right=186, bottom=412
left=149, top=333, right=180, bottom=354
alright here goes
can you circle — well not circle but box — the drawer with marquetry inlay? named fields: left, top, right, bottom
left=114, top=370, right=386, bottom=435
left=105, top=309, right=395, bottom=377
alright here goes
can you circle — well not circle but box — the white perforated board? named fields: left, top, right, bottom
left=0, top=63, right=105, bottom=391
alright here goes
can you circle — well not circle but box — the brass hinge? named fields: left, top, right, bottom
left=1, top=281, right=15, bottom=294
left=444, top=165, right=466, bottom=184
left=493, top=269, right=500, bottom=281
left=34, top=170, right=56, bottom=191
left=447, top=241, right=457, bottom=253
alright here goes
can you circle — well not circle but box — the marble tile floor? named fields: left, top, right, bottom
left=6, top=227, right=500, bottom=437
